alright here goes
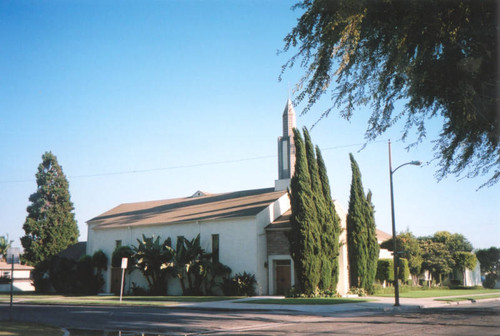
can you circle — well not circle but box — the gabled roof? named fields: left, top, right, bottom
left=0, top=261, right=33, bottom=271
left=266, top=211, right=392, bottom=244
left=376, top=229, right=392, bottom=243
left=88, top=188, right=287, bottom=229
left=57, top=242, right=87, bottom=261
left=265, top=209, right=291, bottom=231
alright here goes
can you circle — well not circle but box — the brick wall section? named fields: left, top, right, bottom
left=266, top=230, right=290, bottom=256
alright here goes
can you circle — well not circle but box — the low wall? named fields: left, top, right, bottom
left=0, top=279, right=34, bottom=292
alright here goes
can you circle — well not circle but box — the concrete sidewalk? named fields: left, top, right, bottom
left=175, top=294, right=500, bottom=315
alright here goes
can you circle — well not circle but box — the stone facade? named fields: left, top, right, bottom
left=266, top=229, right=290, bottom=256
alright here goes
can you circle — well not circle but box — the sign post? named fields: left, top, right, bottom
left=9, top=255, right=14, bottom=321
left=119, top=257, right=128, bottom=303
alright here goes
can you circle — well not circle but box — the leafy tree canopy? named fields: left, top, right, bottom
left=453, top=251, right=477, bottom=272
left=281, top=0, right=499, bottom=186
left=420, top=239, right=454, bottom=283
left=475, top=247, right=500, bottom=274
left=0, top=235, right=13, bottom=262
left=431, top=231, right=473, bottom=253
left=21, top=152, right=79, bottom=266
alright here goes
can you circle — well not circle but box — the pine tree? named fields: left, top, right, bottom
left=21, top=152, right=79, bottom=266
left=347, top=153, right=368, bottom=289
left=316, top=146, right=341, bottom=291
left=288, top=128, right=320, bottom=294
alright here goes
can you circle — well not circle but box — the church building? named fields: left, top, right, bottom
left=86, top=100, right=350, bottom=295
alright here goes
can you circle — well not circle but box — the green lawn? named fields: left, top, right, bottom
left=375, top=288, right=500, bottom=298
left=434, top=294, right=500, bottom=302
left=240, top=297, right=373, bottom=305
left=0, top=294, right=242, bottom=306
left=0, top=322, right=63, bottom=336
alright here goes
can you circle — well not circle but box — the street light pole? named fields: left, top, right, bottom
left=388, top=140, right=421, bottom=307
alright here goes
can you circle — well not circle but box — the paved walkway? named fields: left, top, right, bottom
left=175, top=294, right=500, bottom=315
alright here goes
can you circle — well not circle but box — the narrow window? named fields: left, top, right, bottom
left=212, top=234, right=220, bottom=263
left=115, top=240, right=122, bottom=248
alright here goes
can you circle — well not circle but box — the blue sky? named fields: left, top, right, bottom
left=1, top=0, right=498, bottom=250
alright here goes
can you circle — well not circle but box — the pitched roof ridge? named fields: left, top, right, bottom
left=87, top=187, right=284, bottom=224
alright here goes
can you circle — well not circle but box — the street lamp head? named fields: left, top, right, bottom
left=392, top=160, right=422, bottom=174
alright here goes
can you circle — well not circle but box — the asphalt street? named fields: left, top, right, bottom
left=1, top=300, right=499, bottom=335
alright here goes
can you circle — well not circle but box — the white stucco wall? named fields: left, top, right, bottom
left=88, top=215, right=264, bottom=294
left=464, top=262, right=482, bottom=287
left=255, top=193, right=291, bottom=295
left=0, top=266, right=34, bottom=292
left=379, top=248, right=393, bottom=259
left=334, top=200, right=349, bottom=296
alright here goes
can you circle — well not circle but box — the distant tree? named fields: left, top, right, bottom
left=453, top=251, right=477, bottom=274
left=381, top=231, right=423, bottom=285
left=433, top=231, right=473, bottom=253
left=281, top=0, right=499, bottom=186
left=347, top=153, right=377, bottom=292
left=316, top=145, right=341, bottom=290
left=21, top=152, right=79, bottom=266
left=288, top=128, right=321, bottom=294
left=132, top=235, right=175, bottom=295
left=483, top=273, right=497, bottom=289
left=420, top=239, right=454, bottom=284
left=475, top=247, right=500, bottom=274
left=0, top=235, right=13, bottom=262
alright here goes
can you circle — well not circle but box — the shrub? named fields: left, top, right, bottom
left=111, top=246, right=134, bottom=268
left=49, top=256, right=78, bottom=294
left=348, top=287, right=368, bottom=297
left=483, top=273, right=497, bottom=289
left=399, top=258, right=410, bottom=284
left=221, top=272, right=256, bottom=296
left=42, top=254, right=106, bottom=295
left=92, top=250, right=108, bottom=271
left=376, top=259, right=393, bottom=283
left=32, top=259, right=51, bottom=293
left=286, top=286, right=340, bottom=298
left=129, top=282, right=148, bottom=296
left=0, top=276, right=11, bottom=284
left=76, top=255, right=101, bottom=295
left=376, top=258, right=410, bottom=284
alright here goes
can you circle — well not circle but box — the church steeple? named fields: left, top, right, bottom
left=275, top=99, right=296, bottom=191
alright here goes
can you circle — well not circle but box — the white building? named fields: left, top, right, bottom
left=0, top=261, right=34, bottom=292
left=86, top=100, right=350, bottom=295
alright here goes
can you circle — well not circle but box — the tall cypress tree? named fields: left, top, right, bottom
left=316, top=146, right=341, bottom=291
left=347, top=153, right=368, bottom=289
left=21, top=152, right=79, bottom=266
left=363, top=190, right=379, bottom=293
left=288, top=128, right=320, bottom=294
left=302, top=128, right=328, bottom=290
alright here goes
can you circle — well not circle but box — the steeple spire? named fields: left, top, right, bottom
left=275, top=99, right=296, bottom=191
